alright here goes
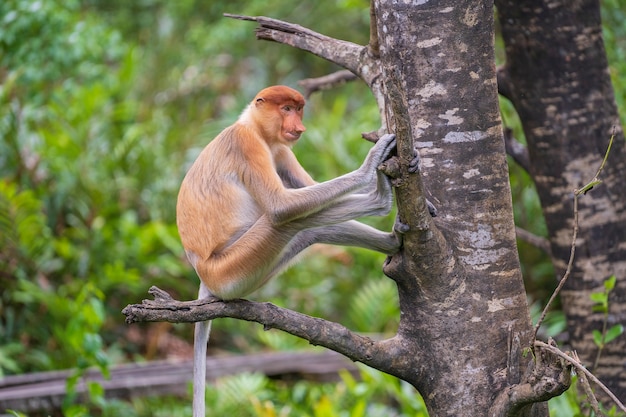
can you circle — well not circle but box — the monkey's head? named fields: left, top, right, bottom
left=252, top=85, right=306, bottom=146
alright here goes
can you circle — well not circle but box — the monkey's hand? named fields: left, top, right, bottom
left=359, top=133, right=396, bottom=184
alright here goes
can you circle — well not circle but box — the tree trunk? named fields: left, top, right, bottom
left=496, top=0, right=626, bottom=402
left=374, top=0, right=544, bottom=414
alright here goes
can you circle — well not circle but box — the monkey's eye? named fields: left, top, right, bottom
left=282, top=105, right=293, bottom=112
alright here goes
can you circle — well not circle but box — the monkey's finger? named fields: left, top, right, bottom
left=378, top=133, right=396, bottom=143
left=394, top=217, right=410, bottom=234
left=408, top=148, right=420, bottom=173
left=378, top=134, right=397, bottom=159
left=426, top=199, right=438, bottom=217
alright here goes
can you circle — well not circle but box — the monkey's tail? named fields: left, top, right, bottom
left=193, top=284, right=212, bottom=417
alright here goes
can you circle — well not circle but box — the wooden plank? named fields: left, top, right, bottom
left=0, top=350, right=357, bottom=412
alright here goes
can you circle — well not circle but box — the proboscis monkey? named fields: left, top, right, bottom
left=177, top=85, right=403, bottom=417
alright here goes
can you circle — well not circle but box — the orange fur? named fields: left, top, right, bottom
left=177, top=86, right=309, bottom=299
left=177, top=85, right=400, bottom=417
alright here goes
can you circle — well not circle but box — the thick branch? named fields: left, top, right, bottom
left=224, top=14, right=369, bottom=81
left=123, top=286, right=404, bottom=373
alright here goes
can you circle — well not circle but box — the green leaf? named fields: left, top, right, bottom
left=589, top=292, right=607, bottom=304
left=87, top=381, right=105, bottom=406
left=350, top=399, right=367, bottom=417
left=604, top=324, right=624, bottom=344
left=314, top=396, right=335, bottom=417
left=592, top=306, right=606, bottom=314
left=592, top=329, right=604, bottom=347
left=604, top=275, right=617, bottom=291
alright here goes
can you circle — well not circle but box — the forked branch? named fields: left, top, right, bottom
left=224, top=14, right=365, bottom=78
left=223, top=13, right=384, bottom=92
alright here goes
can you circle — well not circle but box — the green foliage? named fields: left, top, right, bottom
left=590, top=275, right=624, bottom=371
left=529, top=300, right=567, bottom=339
left=1, top=0, right=196, bottom=410
left=348, top=279, right=399, bottom=333
left=548, top=377, right=626, bottom=417
left=27, top=365, right=427, bottom=417
left=195, top=366, right=429, bottom=417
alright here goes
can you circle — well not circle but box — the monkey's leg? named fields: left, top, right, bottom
left=192, top=216, right=299, bottom=299
left=261, top=219, right=401, bottom=281
left=308, top=221, right=400, bottom=254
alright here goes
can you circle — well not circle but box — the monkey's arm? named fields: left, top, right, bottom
left=247, top=134, right=397, bottom=226
left=274, top=146, right=317, bottom=188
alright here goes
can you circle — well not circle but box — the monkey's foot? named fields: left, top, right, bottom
left=426, top=199, right=437, bottom=217
left=394, top=217, right=410, bottom=234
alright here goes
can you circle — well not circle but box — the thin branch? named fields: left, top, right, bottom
left=515, top=226, right=551, bottom=255
left=503, top=128, right=531, bottom=173
left=533, top=196, right=579, bottom=341
left=535, top=340, right=626, bottom=413
left=123, top=286, right=401, bottom=372
left=572, top=351, right=603, bottom=416
left=578, top=131, right=615, bottom=195
left=497, top=65, right=514, bottom=101
left=298, top=70, right=358, bottom=98
left=368, top=1, right=380, bottom=57
left=594, top=130, right=616, bottom=178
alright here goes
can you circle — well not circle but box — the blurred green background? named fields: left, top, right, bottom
left=1, top=0, right=624, bottom=415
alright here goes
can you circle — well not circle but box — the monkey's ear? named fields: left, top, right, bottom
left=255, top=97, right=265, bottom=106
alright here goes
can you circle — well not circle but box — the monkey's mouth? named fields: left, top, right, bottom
left=284, top=131, right=302, bottom=141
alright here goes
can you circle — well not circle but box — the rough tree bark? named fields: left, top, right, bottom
left=124, top=1, right=572, bottom=415
left=496, top=0, right=626, bottom=402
